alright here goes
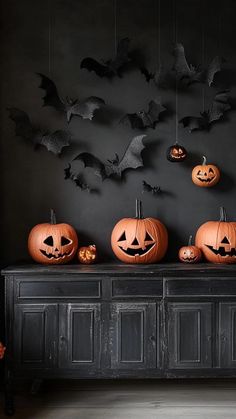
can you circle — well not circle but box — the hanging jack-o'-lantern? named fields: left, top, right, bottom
left=0, top=342, right=6, bottom=360
left=78, top=245, right=97, bottom=264
left=111, top=199, right=168, bottom=264
left=28, top=209, right=78, bottom=264
left=192, top=156, right=220, bottom=187
left=166, top=142, right=187, bottom=162
left=195, top=207, right=236, bottom=263
left=178, top=235, right=202, bottom=263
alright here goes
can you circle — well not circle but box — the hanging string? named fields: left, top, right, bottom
left=114, top=0, right=117, bottom=53
left=155, top=0, right=161, bottom=70
left=201, top=0, right=206, bottom=112
left=48, top=0, right=52, bottom=75
left=173, top=0, right=178, bottom=143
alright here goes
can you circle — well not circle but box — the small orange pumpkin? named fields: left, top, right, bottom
left=195, top=207, right=236, bottom=264
left=28, top=209, right=78, bottom=264
left=192, top=156, right=220, bottom=187
left=111, top=199, right=168, bottom=264
left=78, top=245, right=97, bottom=264
left=179, top=235, right=202, bottom=263
left=166, top=142, right=187, bottom=162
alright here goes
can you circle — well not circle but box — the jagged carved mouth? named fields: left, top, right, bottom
left=197, top=176, right=215, bottom=183
left=40, top=249, right=73, bottom=259
left=205, top=245, right=236, bottom=257
left=119, top=242, right=155, bottom=257
left=182, top=256, right=197, bottom=261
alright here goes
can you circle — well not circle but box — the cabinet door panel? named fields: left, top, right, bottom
left=59, top=303, right=101, bottom=369
left=167, top=303, right=212, bottom=369
left=110, top=303, right=158, bottom=369
left=219, top=303, right=236, bottom=368
left=14, top=304, right=58, bottom=368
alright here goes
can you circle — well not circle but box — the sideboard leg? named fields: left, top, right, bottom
left=4, top=370, right=14, bottom=416
left=30, top=379, right=43, bottom=395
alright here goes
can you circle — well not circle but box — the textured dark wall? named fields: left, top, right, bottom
left=0, top=0, right=236, bottom=268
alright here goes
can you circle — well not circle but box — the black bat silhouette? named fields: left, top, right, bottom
left=120, top=99, right=166, bottom=130
left=140, top=65, right=169, bottom=88
left=73, top=135, right=147, bottom=180
left=80, top=38, right=132, bottom=78
left=37, top=73, right=105, bottom=123
left=8, top=108, right=71, bottom=154
left=179, top=91, right=231, bottom=133
left=173, top=43, right=223, bottom=87
left=142, top=180, right=161, bottom=195
left=64, top=164, right=91, bottom=192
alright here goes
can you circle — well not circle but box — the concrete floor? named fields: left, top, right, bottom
left=0, top=379, right=236, bottom=418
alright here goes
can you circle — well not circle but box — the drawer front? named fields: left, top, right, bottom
left=16, top=277, right=101, bottom=299
left=165, top=277, right=236, bottom=297
left=112, top=278, right=162, bottom=298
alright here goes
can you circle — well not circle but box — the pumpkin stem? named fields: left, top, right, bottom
left=50, top=209, right=57, bottom=224
left=220, top=207, right=227, bottom=222
left=188, top=235, right=193, bottom=246
left=135, top=199, right=143, bottom=219
left=202, top=155, right=207, bottom=165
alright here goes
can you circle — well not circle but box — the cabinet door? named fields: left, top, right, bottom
left=219, top=303, right=236, bottom=368
left=110, top=303, right=158, bottom=369
left=14, top=304, right=58, bottom=369
left=59, top=303, right=101, bottom=370
left=167, top=303, right=212, bottom=369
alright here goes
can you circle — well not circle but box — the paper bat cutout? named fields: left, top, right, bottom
left=142, top=180, right=161, bottom=195
left=179, top=91, right=231, bottom=132
left=73, top=135, right=147, bottom=180
left=80, top=38, right=132, bottom=78
left=140, top=65, right=168, bottom=88
left=120, top=99, right=166, bottom=130
left=173, top=43, right=223, bottom=87
left=64, top=164, right=91, bottom=192
left=8, top=108, right=71, bottom=154
left=37, top=73, right=105, bottom=122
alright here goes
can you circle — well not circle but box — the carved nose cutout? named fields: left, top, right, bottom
left=221, top=236, right=230, bottom=244
left=131, top=238, right=139, bottom=245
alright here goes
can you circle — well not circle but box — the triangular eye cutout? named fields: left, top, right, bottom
left=209, top=168, right=214, bottom=173
left=221, top=236, right=230, bottom=244
left=61, top=236, right=71, bottom=246
left=118, top=232, right=126, bottom=242
left=145, top=232, right=153, bottom=241
left=44, top=236, right=53, bottom=246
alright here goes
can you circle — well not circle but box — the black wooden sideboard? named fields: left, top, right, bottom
left=2, top=263, right=236, bottom=415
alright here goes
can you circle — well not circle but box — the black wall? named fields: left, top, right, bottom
left=1, top=0, right=236, bottom=267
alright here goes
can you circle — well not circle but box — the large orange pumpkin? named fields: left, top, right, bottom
left=195, top=207, right=236, bottom=264
left=192, top=156, right=220, bottom=187
left=28, top=209, right=78, bottom=264
left=111, top=200, right=168, bottom=264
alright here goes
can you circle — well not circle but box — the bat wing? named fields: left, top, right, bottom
left=173, top=43, right=194, bottom=78
left=41, top=130, right=71, bottom=155
left=69, top=96, right=105, bottom=121
left=115, top=134, right=147, bottom=176
left=73, top=152, right=106, bottom=180
left=206, top=56, right=222, bottom=87
left=7, top=107, right=43, bottom=144
left=147, top=99, right=166, bottom=126
left=142, top=180, right=161, bottom=195
left=140, top=67, right=154, bottom=82
left=80, top=58, right=111, bottom=77
left=120, top=113, right=144, bottom=129
left=37, top=73, right=65, bottom=111
left=179, top=115, right=208, bottom=132
left=209, top=91, right=231, bottom=124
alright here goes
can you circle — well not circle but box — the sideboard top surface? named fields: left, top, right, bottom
left=2, top=263, right=236, bottom=276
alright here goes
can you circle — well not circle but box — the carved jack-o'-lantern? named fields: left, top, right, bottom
left=192, top=156, right=220, bottom=187
left=78, top=245, right=97, bottom=264
left=28, top=209, right=78, bottom=264
left=166, top=142, right=187, bottom=162
left=178, top=235, right=202, bottom=263
left=195, top=207, right=236, bottom=264
left=111, top=200, right=168, bottom=264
